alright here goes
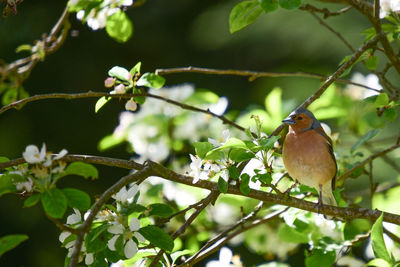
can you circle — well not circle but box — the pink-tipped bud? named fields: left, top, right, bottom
left=104, top=77, right=115, bottom=88
left=114, top=84, right=126, bottom=94
left=126, top=73, right=133, bottom=81
left=125, top=99, right=137, bottom=111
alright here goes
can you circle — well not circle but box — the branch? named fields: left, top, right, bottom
left=4, top=154, right=400, bottom=225
left=308, top=12, right=355, bottom=52
left=180, top=207, right=287, bottom=266
left=269, top=32, right=384, bottom=137
left=0, top=6, right=70, bottom=79
left=0, top=91, right=247, bottom=134
left=155, top=66, right=381, bottom=92
left=69, top=165, right=154, bottom=267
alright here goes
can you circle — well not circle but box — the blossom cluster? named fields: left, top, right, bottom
left=59, top=183, right=147, bottom=266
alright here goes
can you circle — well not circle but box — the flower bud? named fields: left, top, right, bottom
left=125, top=99, right=137, bottom=111
left=104, top=77, right=115, bottom=88
left=114, top=84, right=126, bottom=94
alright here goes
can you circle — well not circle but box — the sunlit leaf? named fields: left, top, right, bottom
left=305, top=249, right=336, bottom=267
left=95, top=96, right=111, bottom=113
left=371, top=213, right=392, bottom=264
left=193, top=142, right=214, bottom=159
left=218, top=176, right=228, bottom=193
left=229, top=0, right=263, bottom=34
left=108, top=66, right=131, bottom=82
left=375, top=93, right=389, bottom=106
left=139, top=225, right=174, bottom=252
left=148, top=203, right=174, bottom=218
left=240, top=173, right=250, bottom=195
left=98, top=134, right=124, bottom=151
left=23, top=194, right=41, bottom=208
left=365, top=55, right=378, bottom=70
left=64, top=162, right=99, bottom=179
left=265, top=87, right=282, bottom=121
left=106, top=11, right=133, bottom=43
left=383, top=107, right=397, bottom=122
left=136, top=73, right=166, bottom=89
left=62, top=188, right=91, bottom=210
left=279, top=0, right=301, bottom=10
left=367, top=258, right=391, bottom=267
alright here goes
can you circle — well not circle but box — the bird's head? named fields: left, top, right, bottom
left=282, top=108, right=320, bottom=132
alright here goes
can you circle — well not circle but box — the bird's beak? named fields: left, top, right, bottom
left=282, top=117, right=295, bottom=125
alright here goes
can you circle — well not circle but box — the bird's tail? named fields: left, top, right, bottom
left=321, top=183, right=337, bottom=207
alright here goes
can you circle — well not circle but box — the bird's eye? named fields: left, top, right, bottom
left=297, top=116, right=303, bottom=120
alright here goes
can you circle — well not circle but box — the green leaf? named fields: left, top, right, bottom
left=136, top=73, right=166, bottom=89
left=98, top=134, right=124, bottom=151
left=130, top=62, right=142, bottom=76
left=108, top=66, right=132, bottom=82
left=343, top=219, right=371, bottom=241
left=383, top=107, right=397, bottom=122
left=259, top=135, right=280, bottom=151
left=193, top=142, right=214, bottom=159
left=260, top=0, right=279, bottom=12
left=23, top=194, right=41, bottom=208
left=64, top=162, right=99, bottom=179
left=185, top=90, right=219, bottom=105
left=148, top=203, right=174, bottom=218
left=0, top=234, right=29, bottom=257
left=371, top=213, right=392, bottom=264
left=228, top=165, right=240, bottom=179
left=240, top=173, right=251, bottom=195
left=279, top=0, right=301, bottom=10
left=139, top=225, right=174, bottom=252
left=365, top=55, right=378, bottom=70
left=95, top=96, right=111, bottom=113
left=132, top=87, right=146, bottom=105
left=62, top=188, right=91, bottom=210
left=106, top=11, right=133, bottom=43
left=0, top=174, right=17, bottom=197
left=367, top=258, right=391, bottom=267
left=218, top=176, right=228, bottom=193
left=305, top=249, right=336, bottom=267
left=0, top=157, right=9, bottom=163
left=41, top=188, right=68, bottom=219
left=85, top=224, right=109, bottom=253
left=229, top=148, right=255, bottom=162
left=351, top=129, right=380, bottom=153
left=229, top=0, right=263, bottom=34
left=375, top=93, right=389, bottom=106
left=278, top=224, right=309, bottom=243
left=15, top=44, right=32, bottom=53
left=256, top=172, right=272, bottom=184
left=265, top=87, right=282, bottom=120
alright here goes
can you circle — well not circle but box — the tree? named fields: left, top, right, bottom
left=0, top=0, right=400, bottom=266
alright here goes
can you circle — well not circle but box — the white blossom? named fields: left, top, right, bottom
left=208, top=129, right=230, bottom=147
left=23, top=144, right=46, bottom=164
left=114, top=84, right=126, bottom=94
left=206, top=247, right=235, bottom=267
left=189, top=154, right=210, bottom=183
left=380, top=0, right=400, bottom=18
left=345, top=73, right=381, bottom=100
left=15, top=177, right=34, bottom=192
left=112, top=184, right=139, bottom=204
left=107, top=218, right=145, bottom=259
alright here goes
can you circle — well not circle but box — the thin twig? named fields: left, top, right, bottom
left=149, top=190, right=220, bottom=267
left=0, top=91, right=247, bottom=135
left=299, top=4, right=352, bottom=19
left=337, top=142, right=400, bottom=182
left=309, top=12, right=355, bottom=52
left=155, top=66, right=381, bottom=92
left=179, top=207, right=287, bottom=266
left=269, top=32, right=384, bottom=137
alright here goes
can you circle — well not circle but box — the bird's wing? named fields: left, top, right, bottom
left=316, top=127, right=337, bottom=190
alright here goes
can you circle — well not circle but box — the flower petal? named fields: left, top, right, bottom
left=133, top=232, right=146, bottom=243
left=107, top=235, right=119, bottom=251
left=59, top=231, right=71, bottom=243
left=85, top=253, right=94, bottom=265
left=129, top=218, right=140, bottom=232
left=124, top=239, right=138, bottom=259
left=54, top=149, right=68, bottom=160
left=108, top=223, right=124, bottom=234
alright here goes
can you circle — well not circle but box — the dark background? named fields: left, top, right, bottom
left=0, top=0, right=373, bottom=266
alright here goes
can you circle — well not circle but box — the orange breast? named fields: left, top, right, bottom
left=282, top=129, right=336, bottom=189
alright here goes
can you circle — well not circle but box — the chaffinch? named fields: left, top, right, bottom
left=282, top=108, right=337, bottom=207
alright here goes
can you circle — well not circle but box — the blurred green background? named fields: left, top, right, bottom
left=1, top=0, right=396, bottom=266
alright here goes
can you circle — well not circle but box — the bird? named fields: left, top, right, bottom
left=282, top=107, right=337, bottom=208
